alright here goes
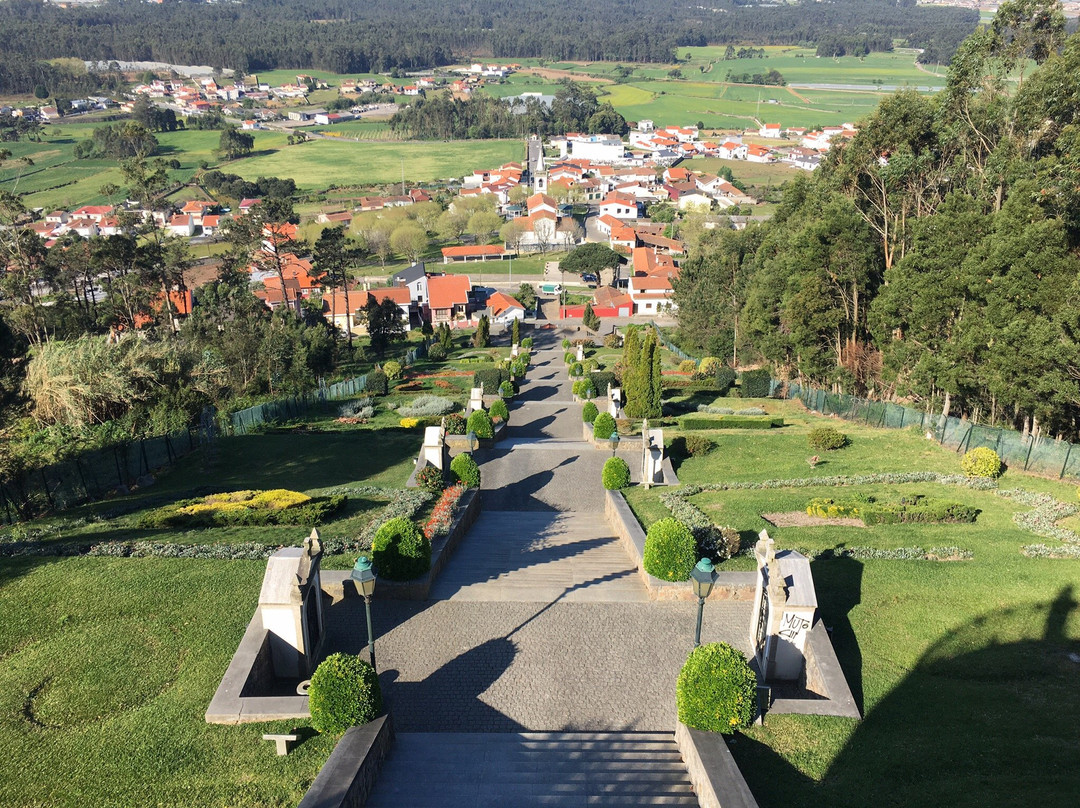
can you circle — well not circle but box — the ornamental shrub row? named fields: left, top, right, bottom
left=138, top=491, right=346, bottom=528
left=697, top=404, right=735, bottom=415
left=806, top=496, right=979, bottom=525
left=680, top=416, right=784, bottom=430
left=472, top=367, right=508, bottom=394
left=371, top=516, right=431, bottom=581
left=739, top=368, right=772, bottom=398
left=398, top=395, right=457, bottom=417
left=602, top=456, right=631, bottom=490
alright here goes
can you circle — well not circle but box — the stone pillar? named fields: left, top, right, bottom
left=257, top=530, right=325, bottom=678
left=749, top=531, right=818, bottom=681
left=609, top=387, right=622, bottom=418
left=421, top=425, right=447, bottom=470
left=469, top=386, right=485, bottom=413
left=576, top=344, right=584, bottom=362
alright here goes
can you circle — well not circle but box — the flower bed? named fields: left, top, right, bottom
left=423, top=483, right=467, bottom=540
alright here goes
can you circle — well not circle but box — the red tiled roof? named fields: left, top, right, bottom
left=427, top=274, right=473, bottom=309
left=487, top=291, right=524, bottom=317
left=440, top=245, right=505, bottom=258
left=368, top=287, right=412, bottom=306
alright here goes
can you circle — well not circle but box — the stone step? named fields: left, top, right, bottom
left=365, top=732, right=698, bottom=808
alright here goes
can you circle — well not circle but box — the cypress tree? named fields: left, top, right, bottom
left=512, top=317, right=520, bottom=345
left=622, top=326, right=642, bottom=417
left=648, top=330, right=663, bottom=417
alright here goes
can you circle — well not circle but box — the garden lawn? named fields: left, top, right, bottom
left=623, top=397, right=1080, bottom=807
left=0, top=556, right=336, bottom=807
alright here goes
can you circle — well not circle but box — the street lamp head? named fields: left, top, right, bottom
left=465, top=430, right=480, bottom=452
left=350, top=555, right=377, bottom=598
left=690, top=557, right=716, bottom=599
left=609, top=432, right=620, bottom=455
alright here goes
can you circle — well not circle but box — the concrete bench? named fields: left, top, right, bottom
left=263, top=733, right=299, bottom=756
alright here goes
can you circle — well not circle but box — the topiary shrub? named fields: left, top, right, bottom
left=570, top=362, right=584, bottom=377
left=308, top=652, right=383, bottom=735
left=467, top=409, right=494, bottom=439
left=961, top=446, right=1003, bottom=478
left=582, top=401, right=599, bottom=423
left=739, top=368, right=772, bottom=398
left=489, top=398, right=509, bottom=423
left=699, top=356, right=722, bottom=376
left=679, top=359, right=698, bottom=373
left=499, top=380, right=514, bottom=399
left=590, top=371, right=616, bottom=397
left=592, top=412, right=617, bottom=441
left=643, top=517, right=696, bottom=581
left=444, top=413, right=466, bottom=435
left=383, top=360, right=402, bottom=381
left=715, top=366, right=737, bottom=396
left=676, top=643, right=757, bottom=734
left=562, top=338, right=572, bottom=349
left=416, top=464, right=445, bottom=493
left=427, top=343, right=447, bottom=361
left=602, top=456, right=631, bottom=490
left=371, top=516, right=431, bottom=580
left=808, top=426, right=848, bottom=451
left=364, top=370, right=388, bottom=396
left=450, top=452, right=481, bottom=488
left=521, top=337, right=533, bottom=349
left=685, top=434, right=715, bottom=457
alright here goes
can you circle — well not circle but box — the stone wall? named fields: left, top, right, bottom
left=675, top=721, right=759, bottom=808
left=297, top=715, right=395, bottom=808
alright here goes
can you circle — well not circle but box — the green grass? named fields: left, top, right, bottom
left=622, top=396, right=1080, bottom=807
left=228, top=139, right=525, bottom=189
left=0, top=556, right=337, bottom=807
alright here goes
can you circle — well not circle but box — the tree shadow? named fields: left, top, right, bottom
left=810, top=555, right=864, bottom=712
left=734, top=586, right=1080, bottom=808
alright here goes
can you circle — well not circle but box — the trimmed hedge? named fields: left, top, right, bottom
left=602, top=456, right=631, bottom=490
left=961, top=447, right=1003, bottom=478
left=371, top=516, right=431, bottom=581
left=643, top=517, right=697, bottom=582
left=489, top=398, right=509, bottom=422
left=808, top=426, right=848, bottom=451
left=715, top=366, right=737, bottom=396
left=739, top=368, right=772, bottom=398
left=684, top=435, right=714, bottom=456
left=138, top=490, right=346, bottom=528
left=582, top=401, right=599, bottom=424
left=807, top=495, right=978, bottom=525
left=676, top=643, right=757, bottom=734
left=309, top=653, right=383, bottom=735
left=467, top=409, right=494, bottom=439
left=364, top=370, right=388, bottom=396
left=592, top=412, right=617, bottom=441
left=450, top=452, right=481, bottom=488
left=473, top=367, right=508, bottom=394
left=590, top=371, right=616, bottom=397
left=680, top=416, right=783, bottom=430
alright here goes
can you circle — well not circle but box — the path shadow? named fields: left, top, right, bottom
left=517, top=384, right=560, bottom=401
left=478, top=456, right=579, bottom=511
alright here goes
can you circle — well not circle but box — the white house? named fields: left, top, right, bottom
left=717, top=141, right=748, bottom=160
left=566, top=133, right=625, bottom=163
left=598, top=192, right=640, bottom=220
left=167, top=215, right=195, bottom=238
left=391, top=262, right=430, bottom=305
left=745, top=144, right=776, bottom=164
left=759, top=123, right=782, bottom=139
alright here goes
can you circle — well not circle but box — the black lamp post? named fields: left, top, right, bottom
left=609, top=432, right=620, bottom=456
left=690, top=557, right=716, bottom=647
left=465, top=430, right=480, bottom=453
left=350, top=556, right=377, bottom=670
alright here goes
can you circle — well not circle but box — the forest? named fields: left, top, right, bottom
left=0, top=0, right=979, bottom=87
left=673, top=0, right=1080, bottom=440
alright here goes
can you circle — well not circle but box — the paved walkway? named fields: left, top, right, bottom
left=354, top=328, right=751, bottom=804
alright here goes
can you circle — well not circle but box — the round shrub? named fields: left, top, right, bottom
left=698, top=356, right=722, bottom=376
left=676, top=643, right=757, bottom=734
left=602, top=456, right=631, bottom=490
left=564, top=351, right=576, bottom=365
left=808, top=426, right=848, bottom=451
left=383, top=360, right=402, bottom=381
left=562, top=338, right=572, bottom=349
left=371, top=517, right=431, bottom=581
left=467, top=409, right=494, bottom=439
left=308, top=653, right=383, bottom=735
left=592, top=412, right=617, bottom=441
left=582, top=401, right=599, bottom=424
left=685, top=434, right=714, bottom=457
left=570, top=362, right=584, bottom=377
left=450, top=452, right=481, bottom=488
left=364, top=370, right=388, bottom=396
left=489, top=398, right=509, bottom=422
left=961, top=446, right=1003, bottom=478
left=427, top=343, right=447, bottom=361
left=416, top=464, right=445, bottom=493
left=444, top=412, right=467, bottom=435
left=679, top=359, right=698, bottom=373
left=499, top=380, right=514, bottom=399
left=521, top=337, right=533, bottom=349
left=643, top=517, right=696, bottom=581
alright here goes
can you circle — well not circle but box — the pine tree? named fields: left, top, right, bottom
left=473, top=315, right=490, bottom=348
left=583, top=301, right=601, bottom=331
left=512, top=317, right=520, bottom=345
left=622, top=326, right=643, bottom=417
left=648, top=330, right=663, bottom=418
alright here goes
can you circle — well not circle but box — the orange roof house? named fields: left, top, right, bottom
left=426, top=274, right=472, bottom=323
left=440, top=245, right=506, bottom=263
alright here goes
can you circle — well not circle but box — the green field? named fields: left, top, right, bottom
left=229, top=139, right=524, bottom=190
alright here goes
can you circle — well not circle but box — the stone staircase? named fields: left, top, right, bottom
left=364, top=732, right=698, bottom=807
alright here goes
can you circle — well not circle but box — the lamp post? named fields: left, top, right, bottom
left=350, top=556, right=377, bottom=670
left=609, top=432, right=620, bottom=457
left=690, top=558, right=716, bottom=647
left=465, top=430, right=480, bottom=453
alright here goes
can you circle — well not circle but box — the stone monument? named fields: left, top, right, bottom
left=257, top=530, right=325, bottom=679
left=749, top=531, right=818, bottom=681
left=420, top=424, right=448, bottom=470
left=609, top=387, right=622, bottom=418
left=576, top=344, right=585, bottom=362
left=641, top=420, right=665, bottom=487
left=511, top=343, right=519, bottom=358
left=469, top=386, right=485, bottom=413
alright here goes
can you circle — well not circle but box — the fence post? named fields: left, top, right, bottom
left=1023, top=436, right=1035, bottom=471
left=959, top=423, right=974, bottom=454
left=40, top=469, right=54, bottom=508
left=898, top=407, right=905, bottom=429
left=1060, top=443, right=1073, bottom=479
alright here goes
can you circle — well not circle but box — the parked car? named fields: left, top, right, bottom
left=581, top=273, right=599, bottom=287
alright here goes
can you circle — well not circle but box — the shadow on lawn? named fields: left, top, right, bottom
left=735, top=586, right=1080, bottom=808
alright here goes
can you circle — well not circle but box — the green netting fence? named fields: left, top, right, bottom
left=0, top=429, right=198, bottom=524
left=779, top=379, right=1080, bottom=481
left=224, top=341, right=428, bottom=435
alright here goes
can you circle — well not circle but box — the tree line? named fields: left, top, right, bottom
left=0, top=0, right=979, bottom=81
left=673, top=0, right=1080, bottom=440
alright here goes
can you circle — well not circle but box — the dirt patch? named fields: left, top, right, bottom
left=762, top=511, right=865, bottom=528
left=523, top=67, right=613, bottom=84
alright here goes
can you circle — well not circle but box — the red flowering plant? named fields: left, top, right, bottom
left=423, top=483, right=467, bottom=540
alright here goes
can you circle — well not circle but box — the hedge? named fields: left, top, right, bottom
left=602, top=456, right=631, bottom=490
left=680, top=416, right=784, bottom=430
left=642, top=517, right=697, bottom=581
left=715, top=366, right=737, bottom=396
left=467, top=409, right=494, bottom=439
left=590, top=371, right=617, bottom=397
left=371, top=516, right=431, bottom=581
left=593, top=412, right=617, bottom=441
left=309, top=653, right=383, bottom=734
left=807, top=495, right=978, bottom=525
left=676, top=643, right=757, bottom=734
left=473, top=367, right=508, bottom=394
left=450, top=452, right=481, bottom=488
left=138, top=490, right=346, bottom=528
left=739, top=368, right=772, bottom=398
